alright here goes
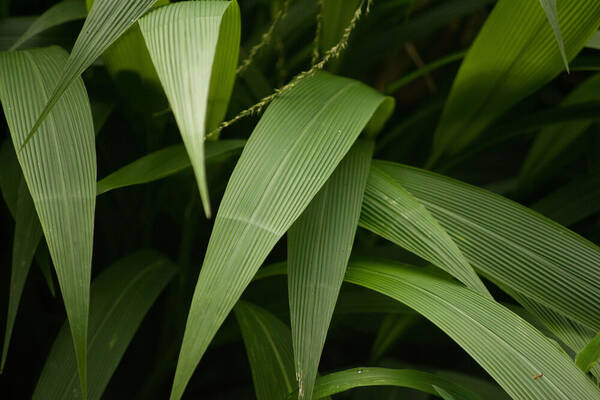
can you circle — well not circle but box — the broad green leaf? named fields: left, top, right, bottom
left=25, top=0, right=159, bottom=144
left=586, top=31, right=600, bottom=50
left=139, top=1, right=241, bottom=217
left=537, top=0, right=568, bottom=71
left=9, top=0, right=86, bottom=51
left=345, top=259, right=600, bottom=400
left=370, top=161, right=600, bottom=332
left=288, top=140, right=373, bottom=400
left=370, top=314, right=418, bottom=361
left=520, top=73, right=600, bottom=190
left=235, top=301, right=297, bottom=400
left=429, top=0, right=600, bottom=164
left=291, top=367, right=482, bottom=400
left=532, top=173, right=600, bottom=226
left=96, top=140, right=245, bottom=196
left=576, top=332, right=600, bottom=373
left=33, top=250, right=177, bottom=400
left=0, top=47, right=96, bottom=397
left=170, top=71, right=393, bottom=400
left=1, top=177, right=43, bottom=371
left=360, top=165, right=490, bottom=297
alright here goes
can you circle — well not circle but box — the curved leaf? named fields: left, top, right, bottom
left=170, top=71, right=393, bottom=400
left=9, top=0, right=87, bottom=51
left=33, top=251, right=177, bottom=400
left=96, top=140, right=245, bottom=196
left=288, top=140, right=373, bottom=400
left=139, top=0, right=241, bottom=217
left=430, top=0, right=600, bottom=164
left=0, top=46, right=96, bottom=397
left=345, top=259, right=600, bottom=400
left=576, top=332, right=600, bottom=373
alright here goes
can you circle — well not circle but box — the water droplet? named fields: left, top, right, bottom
left=357, top=369, right=363, bottom=374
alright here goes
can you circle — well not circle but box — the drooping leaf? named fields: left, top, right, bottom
left=519, top=73, right=600, bottom=190
left=345, top=259, right=600, bottom=400
left=537, top=0, right=568, bottom=71
left=576, top=332, right=600, bottom=373
left=97, top=140, right=245, bottom=196
left=369, top=161, right=600, bottom=332
left=360, top=165, right=490, bottom=297
left=9, top=0, right=87, bottom=51
left=170, top=71, right=393, bottom=400
left=25, top=0, right=159, bottom=144
left=139, top=0, right=241, bottom=217
left=288, top=140, right=373, bottom=400
left=290, top=367, right=482, bottom=400
left=33, top=251, right=177, bottom=400
left=234, top=301, right=297, bottom=400
left=0, top=47, right=96, bottom=397
left=429, top=0, right=600, bottom=164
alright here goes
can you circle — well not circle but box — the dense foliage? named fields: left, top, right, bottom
left=1, top=0, right=600, bottom=399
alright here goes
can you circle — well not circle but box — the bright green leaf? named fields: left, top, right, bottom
left=0, top=46, right=96, bottom=398
left=288, top=140, right=373, bottom=400
left=576, top=332, right=600, bottom=373
left=170, top=71, right=393, bottom=400
left=139, top=0, right=241, bottom=217
left=33, top=250, right=177, bottom=400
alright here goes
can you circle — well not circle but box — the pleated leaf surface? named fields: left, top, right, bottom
left=139, top=0, right=241, bottom=217
left=33, top=251, right=176, bottom=400
left=288, top=140, right=373, bottom=400
left=170, top=71, right=393, bottom=400
left=0, top=46, right=96, bottom=397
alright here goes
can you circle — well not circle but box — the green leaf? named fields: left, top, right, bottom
left=292, top=367, right=482, bottom=400
left=429, top=0, right=600, bottom=164
left=360, top=165, right=490, bottom=297
left=170, top=71, right=393, bottom=400
left=33, top=250, right=177, bottom=400
left=537, top=0, right=568, bottom=71
left=345, top=259, right=600, bottom=400
left=9, top=0, right=87, bottom=51
left=370, top=161, right=600, bottom=333
left=25, top=0, right=159, bottom=145
left=519, top=73, right=600, bottom=190
left=288, top=140, right=373, bottom=400
left=0, top=47, right=96, bottom=397
left=370, top=314, right=418, bottom=362
left=318, top=0, right=362, bottom=71
left=586, top=31, right=600, bottom=49
left=139, top=0, right=241, bottom=218
left=234, top=301, right=297, bottom=400
left=1, top=177, right=43, bottom=372
left=96, top=140, right=245, bottom=196
left=576, top=332, right=600, bottom=373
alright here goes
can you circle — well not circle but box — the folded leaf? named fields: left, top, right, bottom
left=97, top=140, right=245, bottom=196
left=0, top=47, right=96, bottom=397
left=430, top=0, right=600, bottom=164
left=235, top=301, right=297, bottom=400
left=9, top=0, right=87, bottom=51
left=360, top=165, right=490, bottom=297
left=170, top=71, right=393, bottom=400
left=33, top=251, right=176, bottom=400
left=288, top=140, right=373, bottom=400
left=291, top=367, right=482, bottom=400
left=371, top=161, right=600, bottom=332
left=346, top=259, right=600, bottom=400
left=26, top=0, right=159, bottom=144
left=139, top=0, right=241, bottom=217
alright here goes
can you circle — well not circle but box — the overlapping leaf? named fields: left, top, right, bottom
left=360, top=165, right=490, bottom=297
left=370, top=161, right=600, bottom=332
left=345, top=259, right=600, bottom=400
left=429, top=0, right=600, bottom=164
left=139, top=0, right=241, bottom=217
left=288, top=140, right=373, bottom=400
left=33, top=251, right=176, bottom=400
left=0, top=47, right=96, bottom=396
left=170, top=71, right=393, bottom=400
